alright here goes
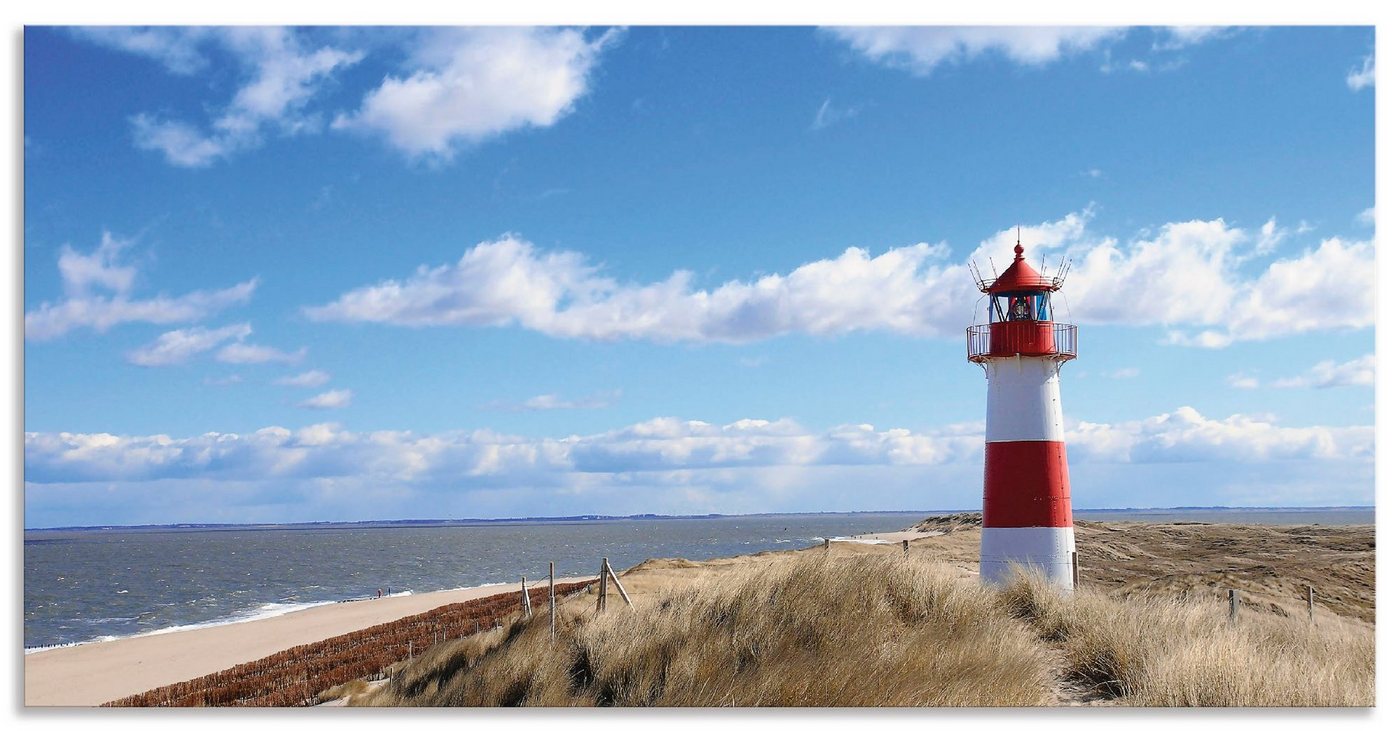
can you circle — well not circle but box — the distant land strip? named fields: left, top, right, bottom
left=24, top=506, right=1376, bottom=533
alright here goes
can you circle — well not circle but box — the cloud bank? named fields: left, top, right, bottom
left=24, top=408, right=1372, bottom=526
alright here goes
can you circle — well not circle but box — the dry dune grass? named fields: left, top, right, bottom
left=355, top=550, right=1373, bottom=708
left=1000, top=569, right=1375, bottom=706
left=358, top=553, right=1056, bottom=707
left=896, top=519, right=1375, bottom=623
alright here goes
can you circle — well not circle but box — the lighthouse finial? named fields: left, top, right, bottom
left=1013, top=226, right=1024, bottom=258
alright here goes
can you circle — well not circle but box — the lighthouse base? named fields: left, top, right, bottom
left=979, top=526, right=1076, bottom=591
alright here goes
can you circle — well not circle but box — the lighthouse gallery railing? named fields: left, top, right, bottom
left=967, top=322, right=1077, bottom=362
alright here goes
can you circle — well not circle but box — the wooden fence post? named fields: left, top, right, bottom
left=824, top=538, right=831, bottom=552
left=597, top=558, right=609, bottom=612
left=521, top=576, right=533, bottom=618
left=549, top=561, right=557, bottom=642
left=605, top=558, right=634, bottom=607
left=1228, top=589, right=1239, bottom=623
left=902, top=539, right=909, bottom=557
left=1307, top=586, right=1315, bottom=625
left=1071, top=551, right=1080, bottom=589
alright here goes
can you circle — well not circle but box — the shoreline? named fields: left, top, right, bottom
left=23, top=588, right=443, bottom=656
left=24, top=576, right=592, bottom=707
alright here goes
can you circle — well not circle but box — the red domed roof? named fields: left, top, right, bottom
left=981, top=243, right=1061, bottom=294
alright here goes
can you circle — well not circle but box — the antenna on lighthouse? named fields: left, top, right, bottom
left=1056, top=256, right=1072, bottom=282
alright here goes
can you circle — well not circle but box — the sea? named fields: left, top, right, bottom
left=23, top=507, right=1373, bottom=652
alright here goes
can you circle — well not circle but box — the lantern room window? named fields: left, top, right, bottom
left=989, top=292, right=1054, bottom=323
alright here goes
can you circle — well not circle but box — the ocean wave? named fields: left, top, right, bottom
left=443, top=581, right=508, bottom=592
left=23, top=580, right=527, bottom=654
left=24, top=599, right=337, bottom=654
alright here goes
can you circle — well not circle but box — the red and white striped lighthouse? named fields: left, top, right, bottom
left=967, top=242, right=1078, bottom=590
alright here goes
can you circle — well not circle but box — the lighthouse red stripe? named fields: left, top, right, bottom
left=982, top=440, right=1073, bottom=528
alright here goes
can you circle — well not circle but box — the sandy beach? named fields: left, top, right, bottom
left=24, top=578, right=590, bottom=707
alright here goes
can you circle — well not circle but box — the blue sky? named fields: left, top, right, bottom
left=22, top=25, right=1376, bottom=527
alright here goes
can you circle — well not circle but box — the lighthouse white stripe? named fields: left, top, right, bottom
left=979, top=526, right=1076, bottom=590
left=983, top=357, right=1065, bottom=442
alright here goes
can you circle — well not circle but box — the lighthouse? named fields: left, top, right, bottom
left=967, top=241, right=1078, bottom=590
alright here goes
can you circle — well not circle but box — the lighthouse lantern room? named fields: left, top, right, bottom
left=967, top=242, right=1078, bottom=591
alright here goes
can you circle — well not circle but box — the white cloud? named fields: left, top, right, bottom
left=1272, top=354, right=1375, bottom=389
left=811, top=97, right=859, bottom=130
left=333, top=27, right=620, bottom=160
left=1163, top=330, right=1233, bottom=349
left=203, top=374, right=244, bottom=386
left=823, top=26, right=1126, bottom=75
left=125, top=322, right=304, bottom=367
left=1109, top=368, right=1139, bottom=380
left=69, top=27, right=212, bottom=75
left=305, top=233, right=973, bottom=342
left=300, top=389, right=353, bottom=410
left=126, top=323, right=252, bottom=367
left=216, top=342, right=307, bottom=365
left=25, top=232, right=257, bottom=341
left=1223, top=236, right=1375, bottom=344
left=116, top=28, right=363, bottom=167
left=274, top=369, right=332, bottom=388
left=130, top=116, right=237, bottom=168
left=1153, top=26, right=1233, bottom=51
left=1226, top=373, right=1260, bottom=390
left=1347, top=54, right=1375, bottom=91
left=57, top=232, right=137, bottom=297
left=1066, top=407, right=1373, bottom=464
left=1356, top=207, right=1374, bottom=226
left=307, top=211, right=1373, bottom=347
